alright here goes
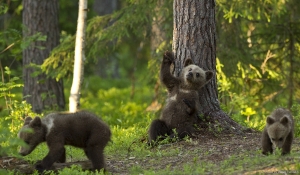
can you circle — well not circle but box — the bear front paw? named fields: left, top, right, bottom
left=163, top=51, right=174, bottom=64
left=35, top=163, right=46, bottom=173
left=182, top=99, right=194, bottom=108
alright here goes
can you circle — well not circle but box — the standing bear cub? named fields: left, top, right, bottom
left=18, top=111, right=111, bottom=172
left=261, top=107, right=294, bottom=155
left=148, top=51, right=213, bottom=144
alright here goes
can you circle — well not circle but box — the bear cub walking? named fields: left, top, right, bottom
left=18, top=111, right=111, bottom=172
left=148, top=51, right=213, bottom=144
left=261, top=107, right=294, bottom=155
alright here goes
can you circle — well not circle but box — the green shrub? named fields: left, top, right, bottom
left=80, top=76, right=154, bottom=128
left=0, top=67, right=37, bottom=156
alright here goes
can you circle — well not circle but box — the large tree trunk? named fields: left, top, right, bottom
left=22, top=0, right=65, bottom=114
left=173, top=0, right=244, bottom=134
left=69, top=0, right=87, bottom=112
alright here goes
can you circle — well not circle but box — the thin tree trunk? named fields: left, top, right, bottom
left=69, top=0, right=87, bottom=112
left=173, top=0, right=244, bottom=134
left=22, top=0, right=65, bottom=114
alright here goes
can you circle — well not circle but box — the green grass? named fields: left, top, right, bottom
left=1, top=76, right=300, bottom=174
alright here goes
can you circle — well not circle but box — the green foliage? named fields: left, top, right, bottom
left=21, top=31, right=47, bottom=50
left=0, top=2, right=36, bottom=157
left=0, top=28, right=22, bottom=60
left=42, top=0, right=173, bottom=80
left=0, top=28, right=46, bottom=63
left=0, top=67, right=23, bottom=99
left=218, top=0, right=287, bottom=22
left=0, top=123, right=25, bottom=156
left=0, top=68, right=36, bottom=156
left=86, top=0, right=155, bottom=56
left=217, top=58, right=267, bottom=130
left=54, top=165, right=105, bottom=175
left=107, top=125, right=150, bottom=158
left=41, top=33, right=75, bottom=80
left=0, top=67, right=35, bottom=129
left=0, top=2, right=8, bottom=14
left=291, top=104, right=300, bottom=137
left=80, top=76, right=153, bottom=127
left=217, top=0, right=300, bottom=118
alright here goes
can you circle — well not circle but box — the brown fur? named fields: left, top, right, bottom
left=261, top=108, right=294, bottom=155
left=148, top=51, right=213, bottom=143
left=18, top=111, right=111, bottom=172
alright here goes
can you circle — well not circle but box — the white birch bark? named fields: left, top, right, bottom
left=69, top=0, right=87, bottom=112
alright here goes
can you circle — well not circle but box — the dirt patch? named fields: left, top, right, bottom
left=123, top=131, right=262, bottom=173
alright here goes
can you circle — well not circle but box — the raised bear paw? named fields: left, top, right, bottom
left=163, top=51, right=174, bottom=64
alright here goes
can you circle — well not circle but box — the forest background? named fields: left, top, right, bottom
left=1, top=0, right=300, bottom=174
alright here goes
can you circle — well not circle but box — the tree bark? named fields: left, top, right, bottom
left=173, top=0, right=244, bottom=134
left=69, top=0, right=87, bottom=112
left=22, top=0, right=65, bottom=114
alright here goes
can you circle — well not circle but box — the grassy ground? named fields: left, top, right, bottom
left=1, top=77, right=300, bottom=174
left=1, top=130, right=300, bottom=175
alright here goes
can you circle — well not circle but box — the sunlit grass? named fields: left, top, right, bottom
left=1, top=75, right=300, bottom=174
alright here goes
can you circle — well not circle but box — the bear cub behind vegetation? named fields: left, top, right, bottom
left=148, top=51, right=213, bottom=144
left=18, top=111, right=111, bottom=172
left=261, top=107, right=294, bottom=155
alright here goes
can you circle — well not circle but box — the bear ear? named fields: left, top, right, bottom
left=205, top=71, right=214, bottom=81
left=184, top=58, right=194, bottom=67
left=29, top=117, right=42, bottom=128
left=266, top=117, right=275, bottom=125
left=24, top=117, right=32, bottom=125
left=280, top=116, right=289, bottom=126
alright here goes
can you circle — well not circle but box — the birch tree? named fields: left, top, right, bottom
left=69, top=0, right=87, bottom=112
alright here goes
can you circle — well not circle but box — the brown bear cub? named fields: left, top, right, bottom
left=261, top=108, right=294, bottom=155
left=18, top=111, right=111, bottom=172
left=148, top=51, right=213, bottom=144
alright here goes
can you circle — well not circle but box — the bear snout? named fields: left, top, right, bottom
left=186, top=72, right=193, bottom=79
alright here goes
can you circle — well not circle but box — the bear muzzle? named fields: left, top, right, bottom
left=186, top=72, right=193, bottom=80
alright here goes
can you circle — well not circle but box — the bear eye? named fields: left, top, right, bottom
left=189, top=68, right=192, bottom=71
left=196, top=73, right=200, bottom=77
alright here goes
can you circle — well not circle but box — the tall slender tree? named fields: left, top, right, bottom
left=172, top=0, right=243, bottom=133
left=22, top=0, right=65, bottom=113
left=69, top=0, right=87, bottom=112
